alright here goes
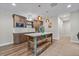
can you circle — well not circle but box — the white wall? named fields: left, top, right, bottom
left=58, top=17, right=63, bottom=37
left=44, top=16, right=59, bottom=40
left=53, top=17, right=59, bottom=40
left=0, top=11, right=13, bottom=46
left=71, top=11, right=79, bottom=42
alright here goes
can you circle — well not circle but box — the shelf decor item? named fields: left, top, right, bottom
left=27, top=15, right=33, bottom=21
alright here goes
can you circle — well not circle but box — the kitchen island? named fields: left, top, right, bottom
left=24, top=32, right=53, bottom=56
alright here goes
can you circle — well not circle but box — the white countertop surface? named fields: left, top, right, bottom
left=24, top=32, right=52, bottom=37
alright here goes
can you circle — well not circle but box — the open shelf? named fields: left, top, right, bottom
left=37, top=41, right=51, bottom=55
left=28, top=38, right=51, bottom=55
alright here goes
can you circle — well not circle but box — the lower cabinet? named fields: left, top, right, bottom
left=13, top=33, right=27, bottom=44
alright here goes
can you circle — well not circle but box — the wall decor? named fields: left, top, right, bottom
left=48, top=21, right=52, bottom=28
left=46, top=16, right=52, bottom=28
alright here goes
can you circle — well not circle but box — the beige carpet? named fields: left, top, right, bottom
left=40, top=37, right=79, bottom=56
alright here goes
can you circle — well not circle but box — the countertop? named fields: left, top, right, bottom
left=13, top=32, right=35, bottom=34
left=24, top=32, right=52, bottom=37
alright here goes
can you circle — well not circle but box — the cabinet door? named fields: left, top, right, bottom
left=20, top=34, right=27, bottom=43
left=13, top=34, right=21, bottom=44
left=13, top=14, right=26, bottom=28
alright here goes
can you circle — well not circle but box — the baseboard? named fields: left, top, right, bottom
left=71, top=40, right=79, bottom=43
left=53, top=37, right=60, bottom=40
left=0, top=42, right=13, bottom=47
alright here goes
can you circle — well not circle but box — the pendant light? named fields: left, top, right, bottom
left=37, top=16, right=42, bottom=21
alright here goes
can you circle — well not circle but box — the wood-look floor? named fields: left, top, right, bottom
left=0, top=42, right=32, bottom=56
left=40, top=37, right=79, bottom=56
left=1, top=36, right=79, bottom=56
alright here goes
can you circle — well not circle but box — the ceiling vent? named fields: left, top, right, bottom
left=50, top=3, right=57, bottom=7
left=38, top=5, right=41, bottom=7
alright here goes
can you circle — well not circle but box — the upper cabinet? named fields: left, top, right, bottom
left=12, top=14, right=33, bottom=28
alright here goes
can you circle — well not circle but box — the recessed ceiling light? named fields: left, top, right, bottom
left=12, top=3, right=16, bottom=6
left=67, top=4, right=71, bottom=8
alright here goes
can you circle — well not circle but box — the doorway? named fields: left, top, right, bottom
left=58, top=13, right=71, bottom=39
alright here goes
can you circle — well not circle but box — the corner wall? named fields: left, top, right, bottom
left=71, top=11, right=79, bottom=42
left=0, top=12, right=13, bottom=46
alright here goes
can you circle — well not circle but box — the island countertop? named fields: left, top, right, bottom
left=24, top=32, right=53, bottom=56
left=24, top=32, right=52, bottom=37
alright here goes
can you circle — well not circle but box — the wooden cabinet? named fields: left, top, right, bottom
left=24, top=33, right=53, bottom=55
left=13, top=33, right=27, bottom=44
left=13, top=32, right=35, bottom=44
left=12, top=14, right=33, bottom=28
left=13, top=14, right=26, bottom=28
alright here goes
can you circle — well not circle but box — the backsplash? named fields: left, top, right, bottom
left=13, top=28, right=35, bottom=33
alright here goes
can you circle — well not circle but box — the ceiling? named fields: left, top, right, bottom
left=0, top=3, right=79, bottom=17
left=59, top=13, right=71, bottom=22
